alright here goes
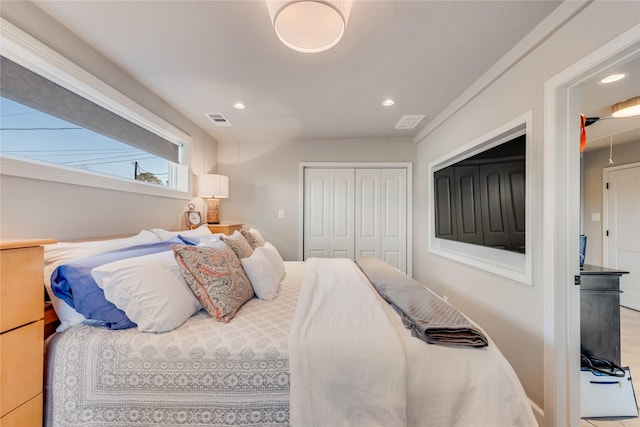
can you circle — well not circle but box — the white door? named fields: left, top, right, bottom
left=304, top=166, right=408, bottom=272
left=605, top=163, right=640, bottom=311
left=304, top=168, right=330, bottom=259
left=329, top=169, right=355, bottom=258
left=303, top=168, right=355, bottom=259
left=380, top=168, right=407, bottom=272
left=355, top=169, right=381, bottom=259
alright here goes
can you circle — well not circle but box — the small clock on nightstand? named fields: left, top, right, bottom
left=184, top=203, right=202, bottom=228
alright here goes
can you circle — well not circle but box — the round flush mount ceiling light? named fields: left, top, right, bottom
left=266, top=0, right=353, bottom=53
left=611, top=96, right=640, bottom=118
left=233, top=102, right=246, bottom=110
left=382, top=99, right=395, bottom=107
left=598, top=73, right=627, bottom=84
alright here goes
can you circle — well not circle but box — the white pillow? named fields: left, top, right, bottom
left=262, top=241, right=286, bottom=280
left=241, top=248, right=280, bottom=300
left=91, top=251, right=201, bottom=333
left=152, top=224, right=211, bottom=241
left=44, top=230, right=161, bottom=332
left=195, top=233, right=224, bottom=247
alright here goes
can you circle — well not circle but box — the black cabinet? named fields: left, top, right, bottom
left=434, top=156, right=525, bottom=253
left=580, top=265, right=629, bottom=365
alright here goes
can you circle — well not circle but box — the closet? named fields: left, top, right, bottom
left=303, top=166, right=408, bottom=273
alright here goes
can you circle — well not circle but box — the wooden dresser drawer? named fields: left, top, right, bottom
left=0, top=320, right=44, bottom=417
left=0, top=246, right=44, bottom=333
left=0, top=393, right=42, bottom=427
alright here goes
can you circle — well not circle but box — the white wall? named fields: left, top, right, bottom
left=0, top=2, right=218, bottom=240
left=414, top=1, right=639, bottom=415
left=218, top=137, right=416, bottom=261
left=582, top=140, right=640, bottom=266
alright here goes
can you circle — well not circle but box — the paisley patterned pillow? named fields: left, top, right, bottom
left=172, top=242, right=254, bottom=322
left=241, top=228, right=266, bottom=249
left=221, top=230, right=254, bottom=259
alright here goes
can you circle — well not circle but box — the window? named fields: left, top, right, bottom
left=0, top=19, right=191, bottom=196
left=1, top=96, right=172, bottom=186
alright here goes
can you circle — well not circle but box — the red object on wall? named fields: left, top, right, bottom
left=580, top=114, right=587, bottom=153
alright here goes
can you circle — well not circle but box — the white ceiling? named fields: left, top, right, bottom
left=579, top=55, right=640, bottom=152
left=30, top=0, right=566, bottom=148
left=30, top=0, right=637, bottom=153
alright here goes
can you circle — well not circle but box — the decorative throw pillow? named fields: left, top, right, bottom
left=241, top=228, right=266, bottom=249
left=221, top=230, right=254, bottom=259
left=172, top=242, right=254, bottom=322
left=241, top=247, right=280, bottom=300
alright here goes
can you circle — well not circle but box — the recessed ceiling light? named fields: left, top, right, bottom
left=598, top=73, right=627, bottom=84
left=233, top=102, right=246, bottom=110
left=382, top=99, right=395, bottom=107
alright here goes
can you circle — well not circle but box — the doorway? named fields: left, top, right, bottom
left=545, top=25, right=640, bottom=426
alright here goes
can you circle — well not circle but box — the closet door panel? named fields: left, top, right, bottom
left=303, top=169, right=331, bottom=259
left=329, top=169, right=355, bottom=259
left=381, top=169, right=407, bottom=272
left=355, top=169, right=381, bottom=260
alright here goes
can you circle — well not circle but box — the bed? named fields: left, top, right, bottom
left=44, top=227, right=537, bottom=426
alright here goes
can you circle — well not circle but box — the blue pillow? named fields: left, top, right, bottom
left=176, top=234, right=200, bottom=245
left=51, top=239, right=181, bottom=330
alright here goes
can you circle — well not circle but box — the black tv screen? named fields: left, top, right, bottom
left=433, top=134, right=525, bottom=253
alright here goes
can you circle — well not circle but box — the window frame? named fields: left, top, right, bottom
left=0, top=18, right=192, bottom=198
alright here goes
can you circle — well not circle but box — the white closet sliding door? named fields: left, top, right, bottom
left=303, top=168, right=354, bottom=259
left=304, top=166, right=408, bottom=273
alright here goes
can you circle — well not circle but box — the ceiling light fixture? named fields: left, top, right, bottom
left=382, top=99, right=395, bottom=107
left=265, top=0, right=353, bottom=53
left=598, top=73, right=626, bottom=84
left=233, top=102, right=246, bottom=110
left=611, top=96, right=640, bottom=118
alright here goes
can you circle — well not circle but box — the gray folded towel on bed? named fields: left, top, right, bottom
left=355, top=257, right=488, bottom=348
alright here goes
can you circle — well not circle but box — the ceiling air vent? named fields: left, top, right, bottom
left=207, top=113, right=232, bottom=127
left=394, top=114, right=425, bottom=130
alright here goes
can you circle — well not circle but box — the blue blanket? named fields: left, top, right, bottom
left=51, top=239, right=182, bottom=330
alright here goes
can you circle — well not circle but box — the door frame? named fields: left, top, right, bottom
left=299, top=162, right=413, bottom=275
left=543, top=24, right=640, bottom=426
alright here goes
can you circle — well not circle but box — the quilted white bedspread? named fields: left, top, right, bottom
left=290, top=258, right=537, bottom=427
left=289, top=258, right=408, bottom=426
left=46, top=259, right=536, bottom=427
left=46, top=262, right=306, bottom=427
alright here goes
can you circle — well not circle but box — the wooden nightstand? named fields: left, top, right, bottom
left=0, top=239, right=56, bottom=426
left=203, top=223, right=243, bottom=236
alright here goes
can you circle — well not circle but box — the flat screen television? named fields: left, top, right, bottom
left=433, top=134, right=526, bottom=254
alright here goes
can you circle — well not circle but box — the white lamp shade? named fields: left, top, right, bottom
left=266, top=0, right=352, bottom=53
left=198, top=174, right=229, bottom=199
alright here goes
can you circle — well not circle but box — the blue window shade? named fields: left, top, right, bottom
left=0, top=56, right=179, bottom=163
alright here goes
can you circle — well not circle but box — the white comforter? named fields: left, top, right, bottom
left=289, top=258, right=537, bottom=427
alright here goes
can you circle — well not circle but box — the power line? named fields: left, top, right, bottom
left=63, top=155, right=157, bottom=167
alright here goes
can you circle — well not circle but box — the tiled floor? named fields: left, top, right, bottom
left=580, top=307, right=640, bottom=427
